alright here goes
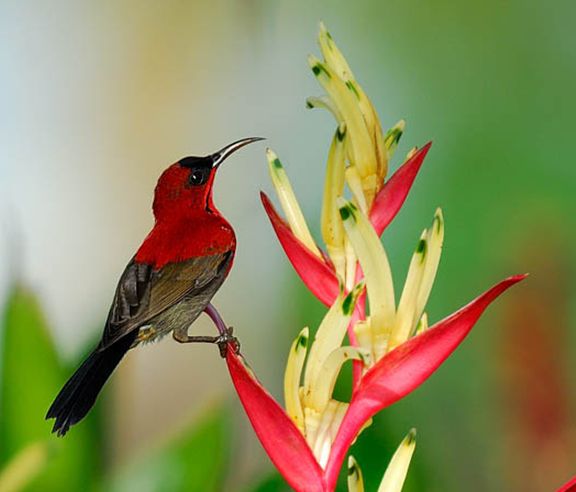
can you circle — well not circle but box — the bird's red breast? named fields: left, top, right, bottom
left=135, top=213, right=236, bottom=269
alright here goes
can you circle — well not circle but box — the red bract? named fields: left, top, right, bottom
left=226, top=275, right=525, bottom=491
left=324, top=274, right=526, bottom=488
left=226, top=349, right=325, bottom=492
left=261, top=191, right=339, bottom=306
left=558, top=476, right=576, bottom=492
left=369, top=143, right=432, bottom=236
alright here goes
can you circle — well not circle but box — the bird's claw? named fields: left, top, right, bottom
left=215, top=326, right=240, bottom=358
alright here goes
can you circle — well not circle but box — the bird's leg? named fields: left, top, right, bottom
left=204, top=303, right=240, bottom=357
left=172, top=303, right=239, bottom=357
left=204, top=303, right=229, bottom=336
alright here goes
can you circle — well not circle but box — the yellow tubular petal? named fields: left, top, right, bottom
left=345, top=166, right=368, bottom=214
left=391, top=210, right=444, bottom=349
left=377, top=429, right=417, bottom=492
left=390, top=229, right=428, bottom=349
left=414, top=312, right=429, bottom=337
left=308, top=55, right=376, bottom=182
left=322, top=124, right=348, bottom=278
left=327, top=249, right=346, bottom=285
left=338, top=199, right=396, bottom=342
left=384, top=120, right=406, bottom=159
left=369, top=106, right=388, bottom=184
left=353, top=319, right=374, bottom=364
left=304, top=406, right=322, bottom=449
left=0, top=442, right=49, bottom=492
left=312, top=400, right=349, bottom=469
left=316, top=437, right=332, bottom=471
left=311, top=400, right=338, bottom=466
left=318, top=23, right=387, bottom=183
left=343, top=237, right=357, bottom=292
left=342, top=80, right=387, bottom=186
left=303, top=283, right=364, bottom=408
left=414, top=208, right=444, bottom=318
left=308, top=346, right=370, bottom=411
left=266, top=149, right=322, bottom=258
left=347, top=456, right=365, bottom=492
left=318, top=22, right=355, bottom=79
left=328, top=402, right=349, bottom=452
left=306, top=95, right=344, bottom=123
left=284, top=327, right=309, bottom=432
left=405, top=146, right=418, bottom=160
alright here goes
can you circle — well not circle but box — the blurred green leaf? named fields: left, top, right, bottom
left=0, top=284, right=102, bottom=491
left=106, top=403, right=230, bottom=492
left=244, top=470, right=291, bottom=492
left=0, top=286, right=61, bottom=461
left=0, top=441, right=49, bottom=492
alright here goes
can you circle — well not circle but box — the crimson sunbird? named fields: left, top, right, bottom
left=46, top=137, right=263, bottom=436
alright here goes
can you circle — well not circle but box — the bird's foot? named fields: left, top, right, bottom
left=215, top=326, right=240, bottom=358
left=172, top=326, right=239, bottom=358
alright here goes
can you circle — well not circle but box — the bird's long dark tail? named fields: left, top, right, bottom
left=46, top=331, right=136, bottom=436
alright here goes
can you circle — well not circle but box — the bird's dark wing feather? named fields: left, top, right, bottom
left=100, top=252, right=232, bottom=349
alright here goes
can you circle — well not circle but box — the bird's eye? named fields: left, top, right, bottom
left=188, top=169, right=207, bottom=186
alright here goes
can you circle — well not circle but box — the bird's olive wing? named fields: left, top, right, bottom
left=100, top=252, right=233, bottom=349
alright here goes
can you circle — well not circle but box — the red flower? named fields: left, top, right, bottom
left=227, top=22, right=526, bottom=492
left=261, top=143, right=431, bottom=308
left=225, top=275, right=525, bottom=490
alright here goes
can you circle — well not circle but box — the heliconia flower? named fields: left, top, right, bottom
left=261, top=143, right=431, bottom=304
left=230, top=22, right=526, bottom=492
left=310, top=22, right=389, bottom=207
left=225, top=275, right=525, bottom=491
left=262, top=23, right=433, bottom=302
left=284, top=284, right=367, bottom=468
left=338, top=199, right=445, bottom=361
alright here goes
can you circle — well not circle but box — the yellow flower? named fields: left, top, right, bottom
left=227, top=22, right=524, bottom=492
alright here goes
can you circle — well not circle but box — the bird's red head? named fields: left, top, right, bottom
left=152, top=137, right=264, bottom=221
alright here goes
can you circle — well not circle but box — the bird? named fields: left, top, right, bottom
left=46, top=137, right=263, bottom=436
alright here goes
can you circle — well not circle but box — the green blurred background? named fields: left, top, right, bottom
left=1, top=0, right=575, bottom=490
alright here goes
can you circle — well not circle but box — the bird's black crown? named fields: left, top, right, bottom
left=179, top=156, right=212, bottom=170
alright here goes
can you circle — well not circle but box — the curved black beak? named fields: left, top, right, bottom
left=210, top=137, right=265, bottom=168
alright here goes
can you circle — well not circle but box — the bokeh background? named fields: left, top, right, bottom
left=1, top=0, right=575, bottom=491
